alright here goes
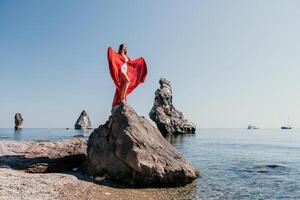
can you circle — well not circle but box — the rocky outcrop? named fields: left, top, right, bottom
left=149, top=78, right=196, bottom=136
left=74, top=110, right=92, bottom=130
left=14, top=113, right=23, bottom=130
left=85, top=103, right=199, bottom=186
left=0, top=138, right=87, bottom=173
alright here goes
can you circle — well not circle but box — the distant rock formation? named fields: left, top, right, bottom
left=85, top=103, right=199, bottom=186
left=14, top=113, right=23, bottom=130
left=149, top=78, right=196, bottom=136
left=0, top=138, right=87, bottom=173
left=74, top=110, right=92, bottom=130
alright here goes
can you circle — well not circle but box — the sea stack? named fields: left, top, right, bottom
left=14, top=113, right=23, bottom=130
left=85, top=103, right=199, bottom=186
left=74, top=110, right=92, bottom=130
left=149, top=78, right=196, bottom=137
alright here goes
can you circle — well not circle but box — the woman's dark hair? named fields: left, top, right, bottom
left=118, top=43, right=127, bottom=55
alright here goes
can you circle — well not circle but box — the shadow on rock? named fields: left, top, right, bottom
left=0, top=154, right=86, bottom=173
left=0, top=138, right=87, bottom=173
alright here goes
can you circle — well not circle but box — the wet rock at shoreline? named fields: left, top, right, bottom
left=85, top=103, right=199, bottom=187
left=75, top=110, right=92, bottom=130
left=14, top=113, right=23, bottom=130
left=0, top=138, right=87, bottom=173
left=149, top=78, right=196, bottom=136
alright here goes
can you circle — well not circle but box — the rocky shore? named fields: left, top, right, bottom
left=0, top=135, right=198, bottom=199
left=0, top=168, right=198, bottom=200
left=0, top=103, right=199, bottom=199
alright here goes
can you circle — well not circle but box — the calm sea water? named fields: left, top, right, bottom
left=0, top=128, right=92, bottom=141
left=1, top=128, right=300, bottom=199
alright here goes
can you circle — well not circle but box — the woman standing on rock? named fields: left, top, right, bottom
left=107, top=44, right=147, bottom=107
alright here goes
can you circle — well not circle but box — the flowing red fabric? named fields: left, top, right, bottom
left=107, top=47, right=147, bottom=107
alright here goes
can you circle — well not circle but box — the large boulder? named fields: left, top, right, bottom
left=149, top=78, right=196, bottom=136
left=85, top=103, right=199, bottom=186
left=0, top=138, right=87, bottom=173
left=74, top=110, right=92, bottom=130
left=14, top=113, right=23, bottom=130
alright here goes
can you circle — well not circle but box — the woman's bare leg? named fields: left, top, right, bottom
left=121, top=81, right=130, bottom=102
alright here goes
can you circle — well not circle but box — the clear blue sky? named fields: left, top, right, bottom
left=0, top=0, right=300, bottom=128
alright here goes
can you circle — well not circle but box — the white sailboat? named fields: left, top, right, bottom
left=281, top=117, right=292, bottom=130
left=247, top=124, right=259, bottom=130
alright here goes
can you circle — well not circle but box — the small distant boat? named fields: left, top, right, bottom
left=247, top=124, right=259, bottom=130
left=281, top=117, right=292, bottom=130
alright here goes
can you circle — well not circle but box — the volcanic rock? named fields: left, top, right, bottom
left=75, top=110, right=92, bottom=130
left=85, top=103, right=199, bottom=186
left=14, top=113, right=23, bottom=130
left=149, top=78, right=196, bottom=136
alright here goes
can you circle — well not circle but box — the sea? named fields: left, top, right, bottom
left=0, top=128, right=299, bottom=199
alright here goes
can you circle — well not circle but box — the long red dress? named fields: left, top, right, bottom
left=107, top=47, right=147, bottom=107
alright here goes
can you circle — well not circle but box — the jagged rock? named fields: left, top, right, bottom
left=0, top=138, right=87, bottom=173
left=75, top=110, right=92, bottom=130
left=14, top=113, right=23, bottom=130
left=85, top=103, right=199, bottom=186
left=149, top=78, right=196, bottom=136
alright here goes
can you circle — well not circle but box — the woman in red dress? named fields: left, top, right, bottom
left=107, top=44, right=147, bottom=108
